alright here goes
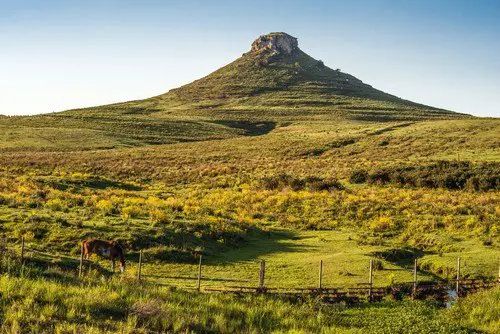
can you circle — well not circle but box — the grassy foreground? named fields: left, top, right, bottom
left=0, top=268, right=498, bottom=333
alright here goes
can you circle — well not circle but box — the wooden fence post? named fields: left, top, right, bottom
left=197, top=255, right=202, bottom=291
left=412, top=258, right=418, bottom=298
left=20, top=237, right=25, bottom=263
left=368, top=259, right=374, bottom=302
left=79, top=243, right=84, bottom=278
left=259, top=260, right=266, bottom=291
left=137, top=250, right=143, bottom=281
left=456, top=257, right=461, bottom=298
left=318, top=260, right=323, bottom=289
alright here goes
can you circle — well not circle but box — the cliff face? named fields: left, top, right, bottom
left=250, top=32, right=299, bottom=64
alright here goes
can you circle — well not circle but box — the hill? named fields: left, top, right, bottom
left=64, top=32, right=465, bottom=122
left=168, top=33, right=443, bottom=111
left=0, top=32, right=472, bottom=152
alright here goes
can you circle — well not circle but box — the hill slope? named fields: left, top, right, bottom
left=0, top=32, right=472, bottom=151
left=170, top=32, right=426, bottom=104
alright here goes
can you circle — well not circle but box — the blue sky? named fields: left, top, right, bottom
left=1, top=0, right=499, bottom=117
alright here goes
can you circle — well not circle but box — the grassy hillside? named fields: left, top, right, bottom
left=0, top=118, right=498, bottom=278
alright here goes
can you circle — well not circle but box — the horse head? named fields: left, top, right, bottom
left=114, top=242, right=126, bottom=273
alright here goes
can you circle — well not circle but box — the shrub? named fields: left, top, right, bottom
left=373, top=259, right=384, bottom=271
left=349, top=169, right=368, bottom=184
left=369, top=216, right=396, bottom=232
left=260, top=174, right=292, bottom=190
left=304, top=176, right=343, bottom=191
left=96, top=199, right=115, bottom=216
left=45, top=198, right=68, bottom=212
left=365, top=161, right=499, bottom=191
left=165, top=197, right=183, bottom=212
left=150, top=209, right=172, bottom=224
left=121, top=205, right=143, bottom=219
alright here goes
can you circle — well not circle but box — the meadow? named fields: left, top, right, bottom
left=0, top=64, right=499, bottom=334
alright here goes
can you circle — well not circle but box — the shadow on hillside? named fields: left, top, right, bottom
left=371, top=247, right=444, bottom=281
left=206, top=229, right=314, bottom=265
left=40, top=176, right=141, bottom=191
left=213, top=121, right=277, bottom=136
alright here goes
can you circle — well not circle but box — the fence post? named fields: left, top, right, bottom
left=318, top=260, right=323, bottom=290
left=497, top=259, right=500, bottom=284
left=197, top=255, right=202, bottom=292
left=79, top=243, right=84, bottom=278
left=412, top=258, right=418, bottom=298
left=368, top=259, right=374, bottom=302
left=456, top=257, right=461, bottom=298
left=137, top=250, right=143, bottom=281
left=498, top=260, right=500, bottom=284
left=259, top=260, right=266, bottom=291
left=20, top=237, right=25, bottom=263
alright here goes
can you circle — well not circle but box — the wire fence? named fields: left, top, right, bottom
left=1, top=237, right=499, bottom=304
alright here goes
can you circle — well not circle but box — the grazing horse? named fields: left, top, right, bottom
left=82, top=239, right=125, bottom=273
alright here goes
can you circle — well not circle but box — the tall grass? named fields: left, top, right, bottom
left=1, top=269, right=497, bottom=333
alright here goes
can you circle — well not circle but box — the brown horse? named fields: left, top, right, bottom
left=82, top=239, right=125, bottom=273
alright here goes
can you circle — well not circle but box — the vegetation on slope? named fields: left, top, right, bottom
left=350, top=161, right=499, bottom=191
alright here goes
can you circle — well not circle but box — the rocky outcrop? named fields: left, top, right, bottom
left=250, top=32, right=299, bottom=64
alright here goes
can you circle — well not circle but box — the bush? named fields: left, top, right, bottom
left=349, top=169, right=368, bottom=184
left=121, top=205, right=143, bottom=219
left=364, top=161, right=499, bottom=191
left=45, top=198, right=68, bottom=212
left=304, top=176, right=343, bottom=191
left=372, top=259, right=384, bottom=271
left=369, top=216, right=397, bottom=232
left=96, top=199, right=115, bottom=216
left=150, top=209, right=172, bottom=224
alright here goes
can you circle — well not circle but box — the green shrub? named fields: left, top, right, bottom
left=96, top=199, right=115, bottom=216
left=121, top=205, right=143, bottom=219
left=45, top=198, right=68, bottom=212
left=365, top=161, right=499, bottom=191
left=349, top=169, right=368, bottom=184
